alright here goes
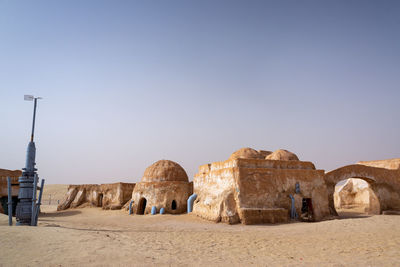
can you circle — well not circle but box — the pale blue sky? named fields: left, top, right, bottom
left=1, top=1, right=399, bottom=184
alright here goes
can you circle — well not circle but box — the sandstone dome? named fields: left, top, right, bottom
left=141, top=160, right=189, bottom=183
left=229, top=147, right=264, bottom=160
left=265, top=149, right=299, bottom=161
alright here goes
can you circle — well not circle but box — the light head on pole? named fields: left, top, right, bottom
left=24, top=95, right=43, bottom=101
left=24, top=95, right=34, bottom=101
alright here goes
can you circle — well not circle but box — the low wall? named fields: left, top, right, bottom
left=57, top=183, right=135, bottom=210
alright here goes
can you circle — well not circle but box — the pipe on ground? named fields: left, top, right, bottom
left=289, top=194, right=298, bottom=220
left=187, top=194, right=197, bottom=213
left=129, top=200, right=133, bottom=215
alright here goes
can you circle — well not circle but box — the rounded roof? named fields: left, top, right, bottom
left=141, top=160, right=189, bottom=182
left=229, top=147, right=264, bottom=160
left=265, top=149, right=299, bottom=161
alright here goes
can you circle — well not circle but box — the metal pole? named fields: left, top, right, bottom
left=34, top=179, right=45, bottom=226
left=7, top=177, right=12, bottom=226
left=31, top=98, right=37, bottom=142
left=31, top=174, right=38, bottom=226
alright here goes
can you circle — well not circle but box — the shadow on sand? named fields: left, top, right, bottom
left=336, top=211, right=371, bottom=219
left=40, top=210, right=82, bottom=217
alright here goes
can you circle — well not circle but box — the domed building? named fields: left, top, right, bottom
left=131, top=160, right=193, bottom=215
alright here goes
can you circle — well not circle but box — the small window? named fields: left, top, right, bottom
left=171, top=200, right=177, bottom=210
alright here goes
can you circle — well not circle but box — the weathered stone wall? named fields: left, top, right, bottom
left=57, top=183, right=135, bottom=211
left=0, top=169, right=22, bottom=214
left=0, top=169, right=22, bottom=197
left=236, top=164, right=330, bottom=222
left=0, top=169, right=22, bottom=178
left=193, top=163, right=238, bottom=223
left=131, top=181, right=192, bottom=214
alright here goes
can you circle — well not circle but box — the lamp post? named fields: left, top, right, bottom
left=15, top=95, right=42, bottom=225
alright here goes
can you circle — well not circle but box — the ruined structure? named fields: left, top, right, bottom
left=192, top=148, right=331, bottom=224
left=130, top=160, right=193, bottom=214
left=0, top=169, right=22, bottom=214
left=57, top=183, right=135, bottom=210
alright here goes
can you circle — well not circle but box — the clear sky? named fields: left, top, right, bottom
left=1, top=0, right=399, bottom=184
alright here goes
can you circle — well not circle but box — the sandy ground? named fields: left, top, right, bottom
left=1, top=186, right=400, bottom=266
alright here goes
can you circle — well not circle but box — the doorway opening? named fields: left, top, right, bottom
left=98, top=193, right=103, bottom=207
left=334, top=178, right=379, bottom=218
left=137, top=197, right=147, bottom=215
left=171, top=200, right=177, bottom=210
left=300, top=198, right=314, bottom=222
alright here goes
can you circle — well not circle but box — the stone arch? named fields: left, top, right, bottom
left=325, top=165, right=400, bottom=216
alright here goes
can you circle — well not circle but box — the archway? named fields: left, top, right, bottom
left=137, top=197, right=147, bottom=215
left=171, top=200, right=177, bottom=210
left=324, top=165, right=388, bottom=217
left=334, top=178, right=380, bottom=218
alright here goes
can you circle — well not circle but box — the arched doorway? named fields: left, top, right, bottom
left=137, top=197, right=147, bottom=215
left=334, top=178, right=380, bottom=218
left=171, top=200, right=177, bottom=210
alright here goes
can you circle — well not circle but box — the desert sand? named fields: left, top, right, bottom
left=1, top=185, right=400, bottom=266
